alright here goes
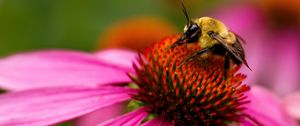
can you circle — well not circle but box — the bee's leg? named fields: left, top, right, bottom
left=169, top=41, right=185, bottom=49
left=224, top=53, right=230, bottom=80
left=179, top=48, right=210, bottom=67
left=168, top=36, right=188, bottom=49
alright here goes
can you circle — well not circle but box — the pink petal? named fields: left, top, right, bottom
left=0, top=86, right=136, bottom=126
left=283, top=91, right=300, bottom=119
left=75, top=102, right=127, bottom=126
left=95, top=48, right=138, bottom=72
left=97, top=107, right=148, bottom=126
left=242, top=86, right=298, bottom=126
left=0, top=50, right=132, bottom=90
left=141, top=117, right=173, bottom=126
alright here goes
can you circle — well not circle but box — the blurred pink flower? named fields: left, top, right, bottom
left=0, top=36, right=297, bottom=125
left=210, top=4, right=300, bottom=96
left=209, top=3, right=300, bottom=122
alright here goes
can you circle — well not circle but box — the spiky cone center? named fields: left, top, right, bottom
left=130, top=35, right=250, bottom=126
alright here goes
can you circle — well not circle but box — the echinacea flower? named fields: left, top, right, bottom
left=0, top=36, right=297, bottom=125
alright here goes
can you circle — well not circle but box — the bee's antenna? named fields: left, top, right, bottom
left=181, top=0, right=190, bottom=23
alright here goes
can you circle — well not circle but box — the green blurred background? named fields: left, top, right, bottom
left=0, top=0, right=231, bottom=56
left=1, top=0, right=300, bottom=55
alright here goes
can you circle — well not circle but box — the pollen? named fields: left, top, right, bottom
left=130, top=35, right=250, bottom=126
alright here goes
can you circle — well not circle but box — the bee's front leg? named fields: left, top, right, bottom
left=179, top=48, right=210, bottom=67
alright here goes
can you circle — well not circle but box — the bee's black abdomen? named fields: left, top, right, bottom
left=211, top=44, right=242, bottom=65
left=211, top=44, right=227, bottom=55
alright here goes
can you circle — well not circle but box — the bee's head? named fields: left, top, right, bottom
left=169, top=1, right=202, bottom=49
left=169, top=21, right=201, bottom=49
left=181, top=21, right=202, bottom=43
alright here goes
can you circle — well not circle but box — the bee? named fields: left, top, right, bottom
left=170, top=1, right=251, bottom=77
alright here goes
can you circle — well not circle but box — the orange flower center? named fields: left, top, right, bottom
left=130, top=35, right=250, bottom=125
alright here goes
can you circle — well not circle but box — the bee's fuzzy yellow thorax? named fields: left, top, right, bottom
left=193, top=17, right=235, bottom=48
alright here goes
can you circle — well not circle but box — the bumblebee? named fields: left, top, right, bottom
left=170, top=2, right=251, bottom=76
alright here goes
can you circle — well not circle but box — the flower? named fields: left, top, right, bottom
left=210, top=3, right=300, bottom=97
left=0, top=36, right=297, bottom=125
left=131, top=37, right=251, bottom=125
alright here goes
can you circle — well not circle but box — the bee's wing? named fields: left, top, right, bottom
left=230, top=31, right=246, bottom=44
left=209, top=32, right=251, bottom=70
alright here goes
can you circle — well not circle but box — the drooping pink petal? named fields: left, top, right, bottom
left=141, top=117, right=173, bottom=126
left=0, top=86, right=137, bottom=126
left=75, top=102, right=127, bottom=126
left=0, top=50, right=132, bottom=90
left=97, top=107, right=148, bottom=126
left=242, top=86, right=298, bottom=126
left=283, top=91, right=300, bottom=119
left=95, top=49, right=138, bottom=73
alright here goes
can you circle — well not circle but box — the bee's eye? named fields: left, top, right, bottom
left=185, top=23, right=201, bottom=42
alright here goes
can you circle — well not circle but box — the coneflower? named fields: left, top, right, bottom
left=0, top=36, right=296, bottom=126
left=130, top=36, right=251, bottom=125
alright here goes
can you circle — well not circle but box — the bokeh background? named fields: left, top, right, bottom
left=0, top=0, right=252, bottom=55
left=1, top=0, right=300, bottom=97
